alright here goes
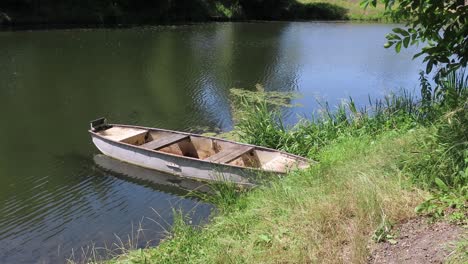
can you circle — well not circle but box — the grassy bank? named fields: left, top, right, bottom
left=102, top=71, right=466, bottom=264
left=0, top=1, right=385, bottom=28
left=108, top=131, right=424, bottom=263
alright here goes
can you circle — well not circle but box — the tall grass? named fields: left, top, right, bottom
left=67, top=219, right=147, bottom=264
left=234, top=90, right=420, bottom=159
left=398, top=70, right=467, bottom=220
left=235, top=70, right=467, bottom=188
left=404, top=71, right=467, bottom=189
left=107, top=70, right=467, bottom=263
left=189, top=181, right=249, bottom=214
left=233, top=69, right=467, bottom=220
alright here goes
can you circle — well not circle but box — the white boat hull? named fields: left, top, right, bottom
left=92, top=135, right=256, bottom=185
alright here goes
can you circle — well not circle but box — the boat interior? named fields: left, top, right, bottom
left=95, top=126, right=308, bottom=173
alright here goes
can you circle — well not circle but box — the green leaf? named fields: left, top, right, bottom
left=415, top=203, right=425, bottom=213
left=426, top=60, right=434, bottom=74
left=434, top=177, right=449, bottom=192
left=360, top=0, right=370, bottom=8
left=403, top=37, right=410, bottom=48
left=384, top=42, right=393, bottom=48
left=413, top=51, right=424, bottom=59
left=392, top=28, right=409, bottom=37
left=395, top=41, right=402, bottom=53
left=386, top=33, right=401, bottom=41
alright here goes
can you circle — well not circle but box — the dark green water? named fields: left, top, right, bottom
left=0, top=22, right=424, bottom=263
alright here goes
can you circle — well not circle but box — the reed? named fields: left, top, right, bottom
left=403, top=71, right=467, bottom=189
left=234, top=89, right=421, bottom=159
left=235, top=70, right=466, bottom=192
left=233, top=69, right=467, bottom=222
left=189, top=180, right=249, bottom=214
left=67, top=219, right=147, bottom=263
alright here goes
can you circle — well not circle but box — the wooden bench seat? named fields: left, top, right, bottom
left=205, top=145, right=253, bottom=164
left=100, top=127, right=148, bottom=142
left=140, top=134, right=189, bottom=150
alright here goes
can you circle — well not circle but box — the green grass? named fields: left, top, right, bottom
left=108, top=131, right=424, bottom=264
left=100, top=70, right=467, bottom=264
left=298, top=0, right=387, bottom=20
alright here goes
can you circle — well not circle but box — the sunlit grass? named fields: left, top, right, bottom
left=102, top=70, right=466, bottom=263
left=108, top=131, right=424, bottom=263
left=298, top=0, right=387, bottom=20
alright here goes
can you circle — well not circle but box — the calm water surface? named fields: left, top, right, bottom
left=0, top=22, right=424, bottom=263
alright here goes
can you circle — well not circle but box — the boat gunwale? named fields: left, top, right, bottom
left=89, top=124, right=315, bottom=174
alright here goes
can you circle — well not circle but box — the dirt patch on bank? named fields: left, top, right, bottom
left=368, top=217, right=466, bottom=264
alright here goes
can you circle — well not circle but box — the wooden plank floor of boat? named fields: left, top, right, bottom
left=141, top=134, right=189, bottom=150
left=205, top=145, right=253, bottom=164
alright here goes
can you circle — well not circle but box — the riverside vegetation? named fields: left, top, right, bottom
left=0, top=0, right=384, bottom=26
left=97, top=70, right=467, bottom=263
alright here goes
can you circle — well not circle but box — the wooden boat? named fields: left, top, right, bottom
left=89, top=118, right=311, bottom=184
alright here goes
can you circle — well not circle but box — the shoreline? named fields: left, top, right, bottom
left=0, top=18, right=391, bottom=32
left=100, top=80, right=467, bottom=263
left=0, top=1, right=387, bottom=31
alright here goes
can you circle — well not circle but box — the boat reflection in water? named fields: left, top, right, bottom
left=93, top=154, right=214, bottom=195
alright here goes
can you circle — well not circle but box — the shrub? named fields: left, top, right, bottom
left=297, top=2, right=348, bottom=20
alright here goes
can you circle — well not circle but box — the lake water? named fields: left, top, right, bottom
left=0, top=22, right=424, bottom=263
